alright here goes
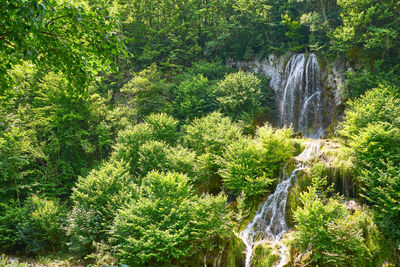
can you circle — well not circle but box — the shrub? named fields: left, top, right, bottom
left=137, top=140, right=170, bottom=176
left=182, top=112, right=242, bottom=156
left=0, top=200, right=24, bottom=252
left=120, top=64, right=171, bottom=121
left=219, top=125, right=294, bottom=199
left=172, top=74, right=217, bottom=121
left=219, top=138, right=275, bottom=198
left=67, top=160, right=137, bottom=255
left=111, top=171, right=231, bottom=266
left=350, top=123, right=400, bottom=169
left=360, top=162, right=400, bottom=241
left=144, top=113, right=179, bottom=145
left=17, top=195, right=66, bottom=254
left=187, top=60, right=234, bottom=81
left=112, top=123, right=154, bottom=174
left=340, top=85, right=400, bottom=139
left=215, top=71, right=262, bottom=121
left=293, top=187, right=369, bottom=266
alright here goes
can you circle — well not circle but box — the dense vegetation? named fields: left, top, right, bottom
left=1, top=0, right=400, bottom=266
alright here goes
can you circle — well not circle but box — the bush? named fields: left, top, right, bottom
left=187, top=60, right=234, bottom=81
left=112, top=123, right=154, bottom=174
left=215, top=71, right=262, bottom=121
left=0, top=200, right=24, bottom=252
left=17, top=195, right=66, bottom=254
left=67, top=160, right=137, bottom=255
left=182, top=112, right=242, bottom=156
left=144, top=113, right=179, bottom=145
left=111, top=171, right=231, bottom=266
left=293, top=187, right=369, bottom=266
left=137, top=140, right=170, bottom=176
left=350, top=123, right=400, bottom=169
left=113, top=113, right=180, bottom=174
left=219, top=138, right=275, bottom=198
left=172, top=74, right=217, bottom=121
left=219, top=125, right=294, bottom=199
left=340, top=85, right=400, bottom=139
left=360, top=162, right=400, bottom=242
left=120, top=64, right=171, bottom=121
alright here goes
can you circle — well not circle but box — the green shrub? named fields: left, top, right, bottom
left=111, top=171, right=231, bottom=266
left=112, top=123, right=154, bottom=174
left=67, top=160, right=137, bottom=255
left=360, top=163, right=400, bottom=242
left=187, top=60, right=234, bottom=81
left=137, top=140, right=170, bottom=176
left=215, top=71, right=262, bottom=121
left=219, top=125, right=293, bottom=199
left=182, top=112, right=242, bottom=156
left=293, top=187, right=369, bottom=266
left=120, top=64, right=171, bottom=121
left=144, top=113, right=179, bottom=145
left=350, top=123, right=400, bottom=169
left=172, top=74, right=217, bottom=121
left=219, top=137, right=275, bottom=198
left=0, top=200, right=24, bottom=251
left=340, top=85, right=400, bottom=140
left=17, top=195, right=66, bottom=254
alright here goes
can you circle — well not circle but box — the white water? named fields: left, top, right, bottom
left=239, top=142, right=320, bottom=267
left=278, top=53, right=324, bottom=139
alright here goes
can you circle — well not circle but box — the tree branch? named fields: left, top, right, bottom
left=46, top=15, right=69, bottom=27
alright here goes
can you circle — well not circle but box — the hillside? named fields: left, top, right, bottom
left=1, top=0, right=400, bottom=266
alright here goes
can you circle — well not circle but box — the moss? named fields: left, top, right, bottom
left=225, top=235, right=245, bottom=267
left=252, top=243, right=280, bottom=267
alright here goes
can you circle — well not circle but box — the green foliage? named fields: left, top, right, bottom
left=0, top=127, right=41, bottom=202
left=0, top=195, right=65, bottom=254
left=186, top=60, right=234, bottom=81
left=17, top=195, right=66, bottom=254
left=183, top=112, right=242, bottom=156
left=68, top=160, right=137, bottom=255
left=293, top=187, right=370, bottom=266
left=215, top=71, right=262, bottom=121
left=113, top=113, right=180, bottom=174
left=340, top=85, right=400, bottom=140
left=360, top=162, right=400, bottom=242
left=120, top=65, right=171, bottom=121
left=172, top=74, right=217, bottom=122
left=282, top=14, right=309, bottom=51
left=111, top=171, right=231, bottom=266
left=0, top=0, right=124, bottom=90
left=112, top=123, right=154, bottom=174
left=220, top=125, right=293, bottom=199
left=30, top=72, right=112, bottom=197
left=144, top=113, right=179, bottom=146
left=0, top=201, right=24, bottom=251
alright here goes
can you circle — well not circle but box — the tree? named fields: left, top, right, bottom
left=219, top=125, right=294, bottom=199
left=293, top=186, right=371, bottom=266
left=0, top=0, right=124, bottom=90
left=215, top=71, right=262, bottom=121
left=120, top=65, right=171, bottom=121
left=172, top=74, right=217, bottom=122
left=68, top=160, right=137, bottom=255
left=111, top=171, right=231, bottom=266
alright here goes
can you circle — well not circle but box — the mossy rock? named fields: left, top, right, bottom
left=252, top=243, right=280, bottom=267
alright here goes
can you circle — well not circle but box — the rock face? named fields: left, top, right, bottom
left=228, top=52, right=346, bottom=138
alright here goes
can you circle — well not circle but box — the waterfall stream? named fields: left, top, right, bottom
left=278, top=53, right=324, bottom=138
left=239, top=142, right=320, bottom=267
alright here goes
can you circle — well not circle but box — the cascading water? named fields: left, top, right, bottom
left=278, top=53, right=324, bottom=139
left=239, top=142, right=320, bottom=267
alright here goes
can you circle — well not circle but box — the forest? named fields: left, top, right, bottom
left=0, top=0, right=400, bottom=266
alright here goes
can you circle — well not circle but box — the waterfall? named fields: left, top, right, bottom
left=239, top=142, right=320, bottom=267
left=278, top=53, right=324, bottom=138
